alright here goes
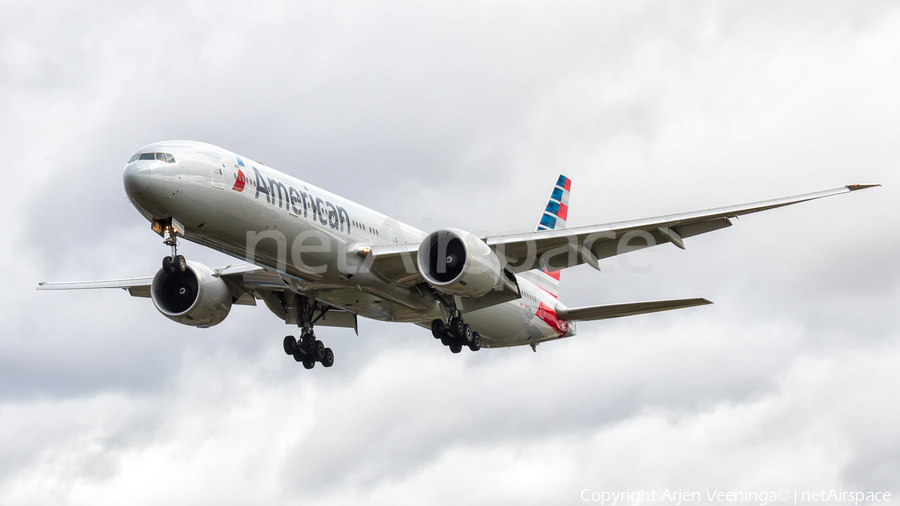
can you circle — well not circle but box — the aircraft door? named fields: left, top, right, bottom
left=207, top=155, right=225, bottom=189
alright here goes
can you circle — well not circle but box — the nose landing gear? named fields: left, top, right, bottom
left=160, top=221, right=187, bottom=274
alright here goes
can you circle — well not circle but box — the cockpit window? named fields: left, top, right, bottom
left=132, top=152, right=176, bottom=163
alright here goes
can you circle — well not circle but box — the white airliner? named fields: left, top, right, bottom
left=37, top=141, right=879, bottom=369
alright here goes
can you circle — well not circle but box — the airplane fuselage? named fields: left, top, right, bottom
left=123, top=141, right=573, bottom=348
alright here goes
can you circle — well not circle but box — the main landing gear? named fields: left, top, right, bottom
left=425, top=288, right=481, bottom=354
left=281, top=295, right=334, bottom=369
left=283, top=333, right=333, bottom=369
left=431, top=312, right=482, bottom=354
left=161, top=225, right=187, bottom=274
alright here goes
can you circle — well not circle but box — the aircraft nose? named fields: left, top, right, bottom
left=123, top=161, right=151, bottom=193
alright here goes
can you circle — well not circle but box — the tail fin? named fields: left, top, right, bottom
left=523, top=175, right=571, bottom=298
left=536, top=175, right=571, bottom=232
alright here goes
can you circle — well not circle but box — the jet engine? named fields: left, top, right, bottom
left=417, top=228, right=502, bottom=298
left=151, top=261, right=233, bottom=327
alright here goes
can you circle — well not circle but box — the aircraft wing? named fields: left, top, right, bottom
left=38, top=262, right=359, bottom=329
left=489, top=183, right=879, bottom=272
left=365, top=184, right=879, bottom=283
left=557, top=298, right=712, bottom=322
left=38, top=263, right=290, bottom=307
left=37, top=276, right=156, bottom=297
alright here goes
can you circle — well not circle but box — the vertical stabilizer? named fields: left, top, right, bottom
left=536, top=175, right=571, bottom=232
left=523, top=175, right=571, bottom=298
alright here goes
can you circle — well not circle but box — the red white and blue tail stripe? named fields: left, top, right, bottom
left=521, top=175, right=571, bottom=299
left=536, top=175, right=571, bottom=232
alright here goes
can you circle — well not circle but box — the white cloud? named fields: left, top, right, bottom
left=2, top=0, right=899, bottom=504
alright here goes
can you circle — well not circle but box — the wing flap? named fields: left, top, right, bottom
left=673, top=217, right=733, bottom=239
left=558, top=298, right=712, bottom=322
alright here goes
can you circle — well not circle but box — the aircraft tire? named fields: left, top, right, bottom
left=449, top=317, right=465, bottom=338
left=283, top=335, right=297, bottom=355
left=322, top=348, right=334, bottom=367
left=469, top=333, right=481, bottom=352
left=162, top=256, right=174, bottom=274
left=301, top=333, right=316, bottom=353
left=302, top=357, right=316, bottom=369
left=440, top=335, right=452, bottom=346
left=449, top=343, right=463, bottom=354
left=175, top=255, right=187, bottom=273
left=461, top=324, right=473, bottom=344
left=313, top=340, right=326, bottom=361
left=431, top=319, right=445, bottom=339
left=293, top=351, right=305, bottom=362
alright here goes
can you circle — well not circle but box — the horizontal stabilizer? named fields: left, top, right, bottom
left=557, top=297, right=712, bottom=322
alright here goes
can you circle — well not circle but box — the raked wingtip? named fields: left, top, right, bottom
left=846, top=183, right=881, bottom=191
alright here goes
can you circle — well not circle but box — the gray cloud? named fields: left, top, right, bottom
left=2, top=0, right=899, bottom=504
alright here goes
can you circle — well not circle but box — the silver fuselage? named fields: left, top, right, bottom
left=123, top=140, right=574, bottom=347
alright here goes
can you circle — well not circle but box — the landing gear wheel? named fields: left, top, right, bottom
left=301, top=333, right=317, bottom=353
left=469, top=332, right=481, bottom=352
left=461, top=324, right=473, bottom=344
left=313, top=340, right=326, bottom=361
left=174, top=255, right=187, bottom=273
left=449, top=317, right=465, bottom=338
left=440, top=335, right=452, bottom=346
left=283, top=335, right=297, bottom=355
left=449, top=343, right=463, bottom=354
left=322, top=348, right=334, bottom=367
left=431, top=319, right=446, bottom=339
left=293, top=351, right=305, bottom=362
left=302, top=357, right=316, bottom=369
left=162, top=256, right=174, bottom=274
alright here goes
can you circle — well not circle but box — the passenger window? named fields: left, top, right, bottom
left=139, top=153, right=155, bottom=160
left=166, top=153, right=175, bottom=163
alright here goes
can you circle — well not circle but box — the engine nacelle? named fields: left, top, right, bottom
left=151, top=261, right=233, bottom=328
left=417, top=228, right=502, bottom=298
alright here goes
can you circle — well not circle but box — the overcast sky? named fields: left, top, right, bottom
left=2, top=1, right=899, bottom=504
